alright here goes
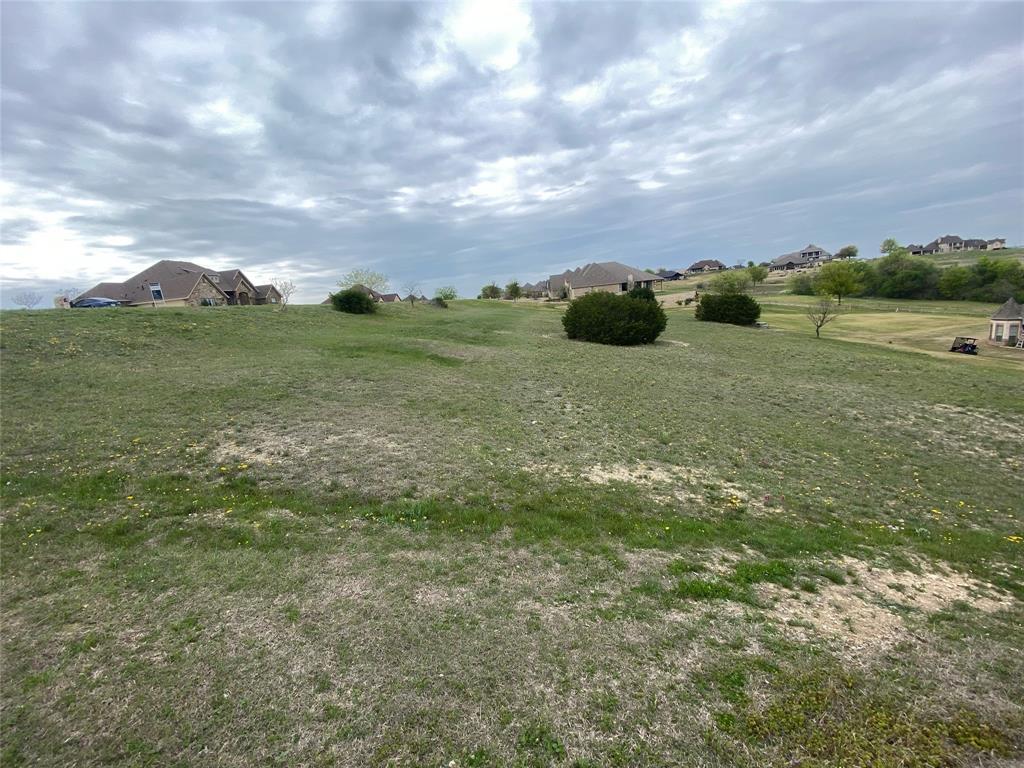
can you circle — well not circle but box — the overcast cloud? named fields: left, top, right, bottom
left=2, top=0, right=1022, bottom=304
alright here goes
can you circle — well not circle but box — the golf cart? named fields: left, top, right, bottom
left=949, top=337, right=978, bottom=355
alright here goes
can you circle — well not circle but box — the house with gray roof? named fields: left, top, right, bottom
left=989, top=298, right=1023, bottom=347
left=769, top=244, right=833, bottom=272
left=547, top=261, right=663, bottom=299
left=76, top=260, right=282, bottom=307
left=686, top=260, right=727, bottom=274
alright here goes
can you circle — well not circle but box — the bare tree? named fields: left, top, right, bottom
left=12, top=291, right=43, bottom=310
left=271, top=278, right=296, bottom=310
left=401, top=280, right=420, bottom=306
left=806, top=298, right=839, bottom=338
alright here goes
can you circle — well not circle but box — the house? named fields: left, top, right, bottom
left=522, top=281, right=549, bottom=299
left=936, top=235, right=965, bottom=253
left=989, top=298, right=1023, bottom=346
left=910, top=236, right=1004, bottom=255
left=402, top=293, right=428, bottom=302
left=547, top=261, right=663, bottom=300
left=379, top=293, right=400, bottom=303
left=686, top=260, right=727, bottom=274
left=988, top=238, right=1006, bottom=250
left=656, top=269, right=686, bottom=281
left=769, top=244, right=833, bottom=272
left=75, top=260, right=280, bottom=307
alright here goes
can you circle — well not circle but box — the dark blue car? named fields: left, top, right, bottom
left=71, top=297, right=122, bottom=308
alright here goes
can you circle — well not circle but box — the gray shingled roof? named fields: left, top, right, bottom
left=549, top=261, right=660, bottom=290
left=991, top=298, right=1023, bottom=320
left=78, top=260, right=230, bottom=304
left=688, top=259, right=727, bottom=270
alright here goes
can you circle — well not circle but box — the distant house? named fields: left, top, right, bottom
left=521, top=281, right=549, bottom=299
left=379, top=293, right=400, bottom=303
left=547, top=261, right=663, bottom=299
left=76, top=260, right=280, bottom=307
left=988, top=238, right=1006, bottom=250
left=686, top=260, right=727, bottom=274
left=769, top=244, right=832, bottom=272
left=989, top=298, right=1023, bottom=346
left=656, top=269, right=686, bottom=281
left=402, top=293, right=428, bottom=303
left=910, top=235, right=1004, bottom=255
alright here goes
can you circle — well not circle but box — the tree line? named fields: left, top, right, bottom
left=791, top=240, right=1023, bottom=303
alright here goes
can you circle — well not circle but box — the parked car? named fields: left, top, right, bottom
left=71, top=297, right=121, bottom=308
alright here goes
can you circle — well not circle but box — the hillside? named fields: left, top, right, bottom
left=2, top=302, right=1022, bottom=766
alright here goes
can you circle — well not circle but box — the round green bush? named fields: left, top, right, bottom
left=562, top=292, right=667, bottom=345
left=628, top=285, right=657, bottom=302
left=694, top=294, right=761, bottom=325
left=331, top=288, right=377, bottom=314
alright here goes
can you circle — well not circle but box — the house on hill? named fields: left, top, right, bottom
left=989, top=298, right=1023, bottom=346
left=547, top=262, right=663, bottom=299
left=769, top=244, right=833, bottom=272
left=686, top=260, right=727, bottom=274
left=657, top=269, right=686, bottom=281
left=75, top=260, right=281, bottom=307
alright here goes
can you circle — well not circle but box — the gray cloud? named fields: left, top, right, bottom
left=1, top=0, right=1022, bottom=304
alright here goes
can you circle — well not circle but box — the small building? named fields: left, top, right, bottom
left=686, top=260, right=727, bottom=274
left=379, top=293, right=400, bottom=303
left=989, top=298, right=1023, bottom=346
left=987, top=238, right=1006, bottom=250
left=547, top=261, right=663, bottom=299
left=656, top=269, right=686, bottom=281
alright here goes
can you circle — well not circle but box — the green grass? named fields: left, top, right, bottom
left=1, top=301, right=1022, bottom=766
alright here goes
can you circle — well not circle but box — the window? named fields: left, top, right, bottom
left=149, top=282, right=163, bottom=301
left=270, top=297, right=278, bottom=303
left=995, top=323, right=1003, bottom=341
left=200, top=297, right=219, bottom=306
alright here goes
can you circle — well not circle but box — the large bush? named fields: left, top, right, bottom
left=331, top=288, right=377, bottom=314
left=788, top=273, right=816, bottom=295
left=695, top=293, right=761, bottom=325
left=562, top=291, right=667, bottom=345
left=628, top=285, right=657, bottom=302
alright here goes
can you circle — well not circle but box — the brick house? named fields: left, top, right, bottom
left=76, top=260, right=281, bottom=307
left=547, top=261, right=663, bottom=299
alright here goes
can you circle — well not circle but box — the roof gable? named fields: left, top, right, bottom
left=991, top=297, right=1024, bottom=320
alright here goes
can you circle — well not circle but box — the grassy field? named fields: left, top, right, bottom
left=2, top=301, right=1022, bottom=767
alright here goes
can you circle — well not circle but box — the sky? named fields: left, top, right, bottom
left=1, top=1, right=1022, bottom=305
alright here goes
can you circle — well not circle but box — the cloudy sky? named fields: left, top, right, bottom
left=2, top=1, right=1022, bottom=304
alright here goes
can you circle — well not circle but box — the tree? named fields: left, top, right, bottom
left=747, top=264, right=769, bottom=289
left=835, top=244, right=858, bottom=260
left=401, top=280, right=421, bottom=306
left=505, top=281, right=523, bottom=302
left=880, top=238, right=901, bottom=256
left=271, top=277, right=296, bottom=310
left=814, top=261, right=862, bottom=305
left=12, top=291, right=43, bottom=309
left=938, top=266, right=971, bottom=300
left=338, top=269, right=389, bottom=293
left=479, top=283, right=501, bottom=299
left=435, top=286, right=457, bottom=301
left=806, top=298, right=839, bottom=338
left=709, top=270, right=752, bottom=296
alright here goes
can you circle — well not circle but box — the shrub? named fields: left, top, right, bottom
left=788, top=273, right=816, bottom=295
left=709, top=270, right=752, bottom=296
left=435, top=286, right=458, bottom=301
left=695, top=294, right=761, bottom=325
left=331, top=289, right=376, bottom=314
left=628, top=285, right=657, bottom=302
left=430, top=297, right=448, bottom=308
left=562, top=291, right=667, bottom=346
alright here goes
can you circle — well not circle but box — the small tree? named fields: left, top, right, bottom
left=505, top=281, right=523, bottom=302
left=879, top=238, right=903, bottom=257
left=806, top=298, right=838, bottom=338
left=835, top=244, right=858, bottom=260
left=338, top=269, right=389, bottom=293
left=747, top=265, right=769, bottom=289
left=709, top=270, right=752, bottom=296
left=401, top=280, right=421, bottom=306
left=271, top=277, right=296, bottom=310
left=628, top=284, right=657, bottom=302
left=480, top=284, right=501, bottom=299
left=814, top=261, right=861, bottom=305
left=12, top=291, right=43, bottom=309
left=435, top=286, right=457, bottom=301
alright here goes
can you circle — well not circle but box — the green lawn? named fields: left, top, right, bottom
left=2, top=301, right=1022, bottom=767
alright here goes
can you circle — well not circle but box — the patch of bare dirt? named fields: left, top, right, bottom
left=768, top=557, right=1014, bottom=658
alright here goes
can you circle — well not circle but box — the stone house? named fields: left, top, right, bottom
left=686, top=260, right=727, bottom=274
left=547, top=261, right=663, bottom=299
left=76, top=260, right=282, bottom=307
left=989, top=298, right=1023, bottom=346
